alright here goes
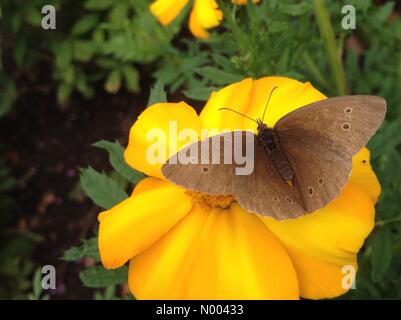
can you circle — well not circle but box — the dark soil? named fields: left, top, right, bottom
left=1, top=72, right=151, bottom=299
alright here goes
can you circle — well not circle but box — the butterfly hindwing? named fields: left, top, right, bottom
left=235, top=141, right=306, bottom=220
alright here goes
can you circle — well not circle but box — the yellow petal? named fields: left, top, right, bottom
left=247, top=77, right=327, bottom=129
left=232, top=0, right=260, bottom=4
left=150, top=0, right=189, bottom=26
left=130, top=203, right=299, bottom=299
left=189, top=0, right=223, bottom=39
left=124, top=102, right=202, bottom=179
left=262, top=182, right=375, bottom=299
left=131, top=177, right=170, bottom=196
left=184, top=204, right=299, bottom=299
left=200, top=77, right=326, bottom=133
left=129, top=205, right=210, bottom=299
left=98, top=181, right=193, bottom=269
left=200, top=78, right=253, bottom=132
left=351, top=148, right=381, bottom=203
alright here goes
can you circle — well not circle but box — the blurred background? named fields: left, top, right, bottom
left=0, top=0, right=401, bottom=299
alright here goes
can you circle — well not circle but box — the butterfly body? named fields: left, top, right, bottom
left=256, top=122, right=295, bottom=183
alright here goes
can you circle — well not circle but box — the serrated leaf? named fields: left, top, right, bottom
left=104, top=70, right=121, bottom=94
left=183, top=87, right=218, bottom=101
left=57, top=83, right=72, bottom=105
left=279, top=2, right=312, bottom=16
left=147, top=81, right=167, bottom=107
left=194, top=67, right=242, bottom=86
left=122, top=65, right=139, bottom=93
left=371, top=231, right=392, bottom=283
left=73, top=40, right=95, bottom=62
left=79, top=266, right=128, bottom=288
left=79, top=167, right=128, bottom=209
left=63, top=237, right=100, bottom=262
left=93, top=140, right=145, bottom=184
left=375, top=2, right=394, bottom=23
left=32, top=268, right=42, bottom=299
left=72, top=14, right=99, bottom=36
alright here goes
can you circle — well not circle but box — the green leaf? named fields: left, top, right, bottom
left=79, top=266, right=128, bottom=288
left=93, top=140, right=145, bottom=184
left=375, top=2, right=394, bottom=23
left=32, top=268, right=42, bottom=299
left=85, top=0, right=114, bottom=10
left=183, top=87, right=218, bottom=101
left=194, top=67, right=242, bottom=86
left=54, top=40, right=73, bottom=69
left=371, top=231, right=392, bottom=283
left=57, top=83, right=72, bottom=105
left=147, top=81, right=167, bottom=107
left=104, top=70, right=121, bottom=94
left=63, top=237, right=100, bottom=262
left=122, top=65, right=140, bottom=93
left=24, top=6, right=42, bottom=26
left=72, top=14, right=99, bottom=36
left=73, top=40, right=95, bottom=62
left=0, top=75, right=17, bottom=118
left=79, top=167, right=128, bottom=209
left=279, top=2, right=312, bottom=16
left=268, top=21, right=289, bottom=34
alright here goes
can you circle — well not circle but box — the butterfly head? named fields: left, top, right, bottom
left=256, top=118, right=268, bottom=132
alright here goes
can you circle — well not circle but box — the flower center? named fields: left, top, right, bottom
left=186, top=190, right=236, bottom=209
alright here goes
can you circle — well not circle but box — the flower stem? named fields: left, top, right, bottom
left=302, top=51, right=330, bottom=90
left=376, top=216, right=401, bottom=227
left=313, top=0, right=347, bottom=95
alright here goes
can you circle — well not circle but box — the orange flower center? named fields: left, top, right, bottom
left=186, top=190, right=236, bottom=209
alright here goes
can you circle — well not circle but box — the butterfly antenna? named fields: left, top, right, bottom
left=261, top=86, right=279, bottom=123
left=219, top=108, right=258, bottom=125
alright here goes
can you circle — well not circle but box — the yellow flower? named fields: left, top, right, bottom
left=98, top=77, right=381, bottom=299
left=150, top=0, right=260, bottom=39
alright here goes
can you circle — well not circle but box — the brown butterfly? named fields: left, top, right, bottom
left=162, top=88, right=386, bottom=220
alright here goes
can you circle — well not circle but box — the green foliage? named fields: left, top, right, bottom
left=147, top=81, right=167, bottom=107
left=63, top=237, right=100, bottom=262
left=27, top=268, right=50, bottom=300
left=0, top=231, right=42, bottom=299
left=0, top=0, right=181, bottom=111
left=93, top=140, right=145, bottom=184
left=0, top=152, right=42, bottom=299
left=94, top=285, right=132, bottom=300
left=79, top=266, right=128, bottom=288
left=63, top=236, right=130, bottom=292
left=69, top=139, right=147, bottom=295
left=79, top=166, right=128, bottom=210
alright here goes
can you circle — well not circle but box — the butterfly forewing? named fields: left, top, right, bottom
left=162, top=131, right=243, bottom=195
left=275, top=95, right=386, bottom=157
left=275, top=95, right=386, bottom=212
